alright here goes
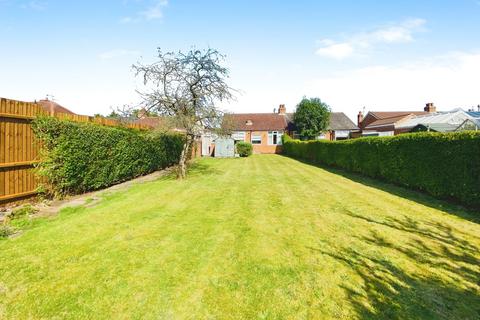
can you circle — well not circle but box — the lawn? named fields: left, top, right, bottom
left=1, top=155, right=479, bottom=319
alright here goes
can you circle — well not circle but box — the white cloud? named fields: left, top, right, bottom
left=315, top=41, right=354, bottom=60
left=305, top=51, right=480, bottom=120
left=316, top=18, right=426, bottom=59
left=121, top=0, right=168, bottom=23
left=99, top=49, right=141, bottom=60
left=140, top=0, right=168, bottom=20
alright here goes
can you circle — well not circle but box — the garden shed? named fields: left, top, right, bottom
left=214, top=137, right=235, bottom=158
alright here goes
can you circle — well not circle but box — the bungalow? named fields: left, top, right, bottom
left=358, top=103, right=480, bottom=135
left=357, top=103, right=436, bottom=136
left=228, top=104, right=358, bottom=154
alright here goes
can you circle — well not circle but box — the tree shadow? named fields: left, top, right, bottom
left=281, top=156, right=480, bottom=224
left=307, top=214, right=480, bottom=318
left=186, top=161, right=224, bottom=177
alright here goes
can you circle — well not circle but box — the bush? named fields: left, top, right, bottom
left=282, top=132, right=480, bottom=209
left=8, top=205, right=37, bottom=220
left=0, top=225, right=14, bottom=239
left=32, top=117, right=184, bottom=196
left=236, top=142, right=253, bottom=157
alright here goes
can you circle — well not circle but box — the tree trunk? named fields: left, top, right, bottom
left=178, top=135, right=193, bottom=179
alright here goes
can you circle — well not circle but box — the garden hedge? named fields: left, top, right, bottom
left=282, top=132, right=480, bottom=209
left=33, top=117, right=184, bottom=196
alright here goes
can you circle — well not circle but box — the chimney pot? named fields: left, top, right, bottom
left=278, top=104, right=286, bottom=115
left=357, top=111, right=364, bottom=127
left=424, top=102, right=436, bottom=113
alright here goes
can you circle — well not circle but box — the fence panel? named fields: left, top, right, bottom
left=0, top=97, right=150, bottom=204
left=0, top=98, right=45, bottom=203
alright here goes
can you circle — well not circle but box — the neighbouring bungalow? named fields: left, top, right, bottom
left=358, top=103, right=480, bottom=135
left=227, top=104, right=358, bottom=154
left=357, top=103, right=435, bottom=136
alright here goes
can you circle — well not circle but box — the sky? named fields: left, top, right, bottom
left=1, top=0, right=480, bottom=121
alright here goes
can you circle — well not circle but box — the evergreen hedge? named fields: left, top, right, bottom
left=33, top=117, right=184, bottom=196
left=282, top=132, right=480, bottom=209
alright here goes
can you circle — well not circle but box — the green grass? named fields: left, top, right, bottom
left=0, top=155, right=479, bottom=319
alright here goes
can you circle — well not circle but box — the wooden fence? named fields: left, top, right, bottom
left=0, top=97, right=149, bottom=204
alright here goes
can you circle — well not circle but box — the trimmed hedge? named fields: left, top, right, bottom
left=282, top=132, right=480, bottom=209
left=236, top=141, right=253, bottom=157
left=33, top=117, right=184, bottom=196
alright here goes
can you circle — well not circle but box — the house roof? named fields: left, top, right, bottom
left=328, top=112, right=359, bottom=130
left=133, top=116, right=186, bottom=132
left=229, top=112, right=358, bottom=132
left=396, top=110, right=471, bottom=129
left=37, top=99, right=75, bottom=115
left=228, top=113, right=290, bottom=131
left=133, top=117, right=165, bottom=128
left=364, top=111, right=428, bottom=129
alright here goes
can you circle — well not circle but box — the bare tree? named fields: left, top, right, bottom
left=133, top=48, right=235, bottom=179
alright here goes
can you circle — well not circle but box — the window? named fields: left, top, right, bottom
left=232, top=131, right=246, bottom=141
left=251, top=134, right=262, bottom=144
left=268, top=131, right=283, bottom=145
left=317, top=134, right=327, bottom=140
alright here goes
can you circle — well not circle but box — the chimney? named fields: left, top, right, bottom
left=477, top=105, right=480, bottom=112
left=424, top=102, right=436, bottom=113
left=278, top=104, right=286, bottom=115
left=357, top=111, right=364, bottom=127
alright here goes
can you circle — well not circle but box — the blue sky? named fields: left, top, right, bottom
left=1, top=0, right=480, bottom=120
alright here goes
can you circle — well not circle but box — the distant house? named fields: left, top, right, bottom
left=320, top=112, right=359, bottom=141
left=358, top=103, right=480, bottom=136
left=228, top=104, right=358, bottom=154
left=228, top=104, right=291, bottom=154
left=37, top=99, right=75, bottom=115
left=358, top=103, right=437, bottom=136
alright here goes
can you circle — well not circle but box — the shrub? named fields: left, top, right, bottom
left=32, top=117, right=184, bottom=196
left=282, top=132, right=480, bottom=209
left=8, top=205, right=37, bottom=220
left=236, top=142, right=253, bottom=157
left=0, top=225, right=14, bottom=239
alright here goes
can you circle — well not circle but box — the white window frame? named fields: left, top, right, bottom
left=251, top=134, right=262, bottom=144
left=232, top=131, right=246, bottom=141
left=268, top=131, right=283, bottom=145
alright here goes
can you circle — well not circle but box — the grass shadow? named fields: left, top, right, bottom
left=280, top=155, right=480, bottom=223
left=306, top=209, right=480, bottom=318
left=309, top=241, right=480, bottom=319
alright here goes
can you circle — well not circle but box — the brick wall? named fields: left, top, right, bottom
left=244, top=131, right=282, bottom=154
